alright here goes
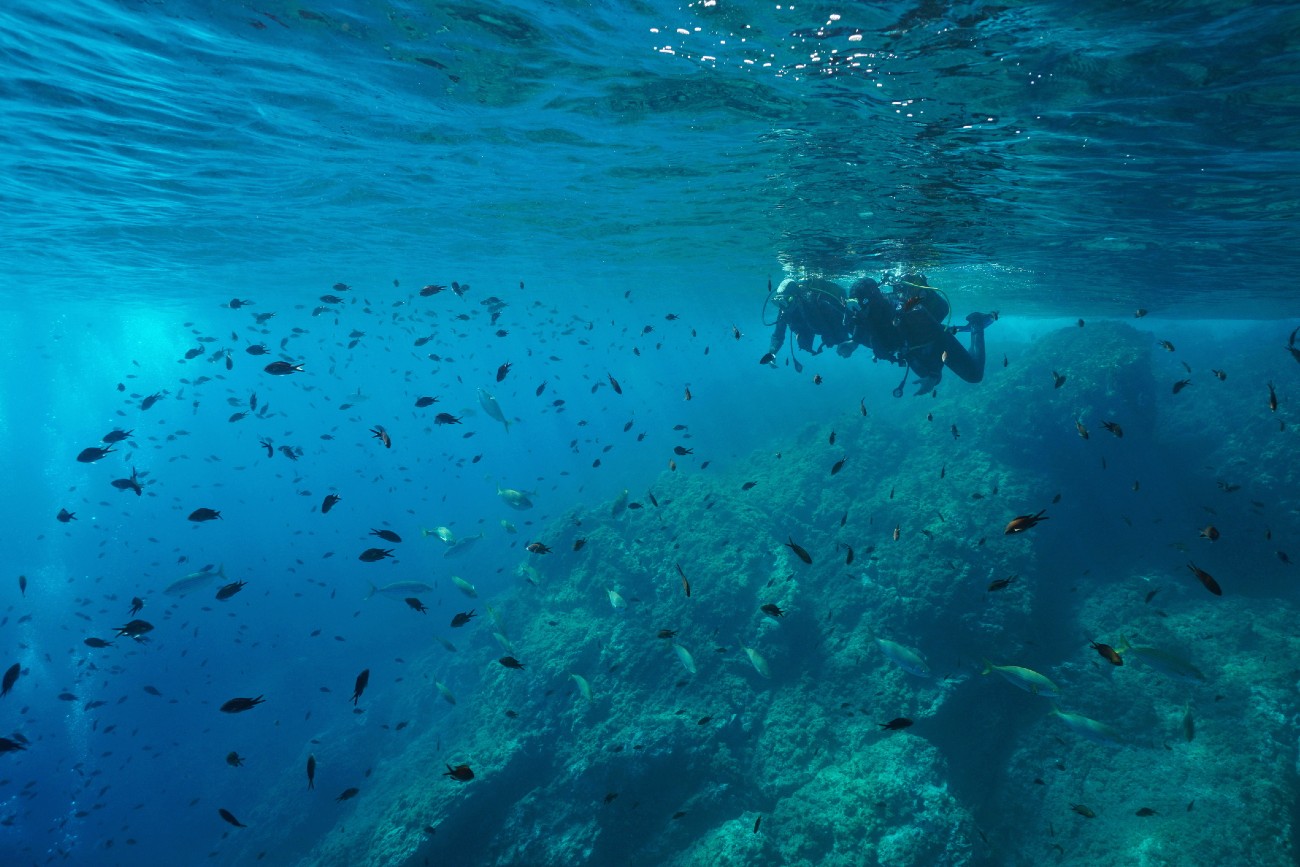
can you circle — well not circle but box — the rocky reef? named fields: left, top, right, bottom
left=260, top=321, right=1297, bottom=867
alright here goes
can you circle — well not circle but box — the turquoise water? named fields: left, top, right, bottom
left=2, top=2, right=1299, bottom=866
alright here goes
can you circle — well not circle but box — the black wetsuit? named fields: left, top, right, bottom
left=844, top=279, right=985, bottom=392
left=767, top=279, right=851, bottom=355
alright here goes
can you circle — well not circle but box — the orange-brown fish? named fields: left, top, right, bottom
left=1090, top=641, right=1123, bottom=665
left=1004, top=509, right=1049, bottom=535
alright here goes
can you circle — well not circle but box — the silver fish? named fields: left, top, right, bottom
left=164, top=564, right=225, bottom=597
left=477, top=387, right=511, bottom=433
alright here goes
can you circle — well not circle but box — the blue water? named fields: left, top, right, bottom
left=2, top=2, right=1299, bottom=865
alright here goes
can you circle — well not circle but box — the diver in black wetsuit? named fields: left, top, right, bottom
left=760, top=271, right=995, bottom=396
left=838, top=273, right=995, bottom=396
left=763, top=277, right=853, bottom=360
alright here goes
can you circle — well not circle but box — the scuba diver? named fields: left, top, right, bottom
left=762, top=271, right=996, bottom=396
left=762, top=277, right=853, bottom=362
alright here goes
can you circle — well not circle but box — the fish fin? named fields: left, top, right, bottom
left=217, top=563, right=225, bottom=579
left=1117, top=634, right=1130, bottom=653
left=980, top=658, right=992, bottom=675
left=365, top=583, right=377, bottom=601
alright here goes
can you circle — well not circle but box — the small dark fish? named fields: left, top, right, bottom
left=843, top=545, right=854, bottom=565
left=351, top=669, right=370, bottom=705
left=1199, top=525, right=1220, bottom=541
left=657, top=629, right=678, bottom=639
left=1187, top=561, right=1222, bottom=595
left=1102, top=421, right=1123, bottom=437
left=220, top=696, right=265, bottom=713
left=215, top=580, right=247, bottom=601
left=102, top=428, right=133, bottom=444
left=0, top=736, right=28, bottom=753
left=831, top=458, right=846, bottom=475
left=573, top=538, right=587, bottom=552
left=1134, top=309, right=1148, bottom=318
left=188, top=508, right=221, bottom=522
left=1157, top=339, right=1175, bottom=352
left=1135, top=807, right=1157, bottom=817
left=499, top=656, right=525, bottom=669
left=57, top=508, right=77, bottom=523
left=1268, top=381, right=1277, bottom=412
left=535, top=381, right=547, bottom=396
left=259, top=438, right=274, bottom=457
left=754, top=815, right=762, bottom=833
left=1172, top=378, right=1191, bottom=394
left=608, top=373, right=622, bottom=394
left=415, top=396, right=439, bottom=407
left=673, top=446, right=693, bottom=456
left=370, top=528, right=402, bottom=543
left=1279, top=550, right=1293, bottom=566
left=263, top=361, right=303, bottom=375
left=218, top=808, right=246, bottom=828
left=434, top=413, right=462, bottom=425
left=450, top=610, right=476, bottom=627
left=741, top=481, right=757, bottom=491
left=1090, top=641, right=1123, bottom=665
left=1004, top=509, right=1049, bottom=535
left=1212, top=368, right=1226, bottom=380
left=1, top=663, right=20, bottom=697
left=129, top=597, right=144, bottom=615
left=1075, top=420, right=1089, bottom=439
left=307, top=754, right=316, bottom=789
left=358, top=548, right=394, bottom=562
left=404, top=597, right=427, bottom=613
left=785, top=537, right=812, bottom=564
left=444, top=763, right=474, bottom=782
left=878, top=717, right=913, bottom=731
left=335, top=787, right=360, bottom=802
left=246, top=344, right=268, bottom=355
left=322, top=494, right=341, bottom=514
left=496, top=362, right=511, bottom=382
left=76, top=446, right=115, bottom=463
left=115, top=619, right=153, bottom=638
left=526, top=542, right=551, bottom=554
left=761, top=603, right=784, bottom=618
left=987, top=575, right=1016, bottom=592
left=1071, top=804, right=1096, bottom=818
left=676, top=562, right=690, bottom=597
left=84, top=637, right=113, bottom=648
left=226, top=751, right=243, bottom=767
left=18, top=574, right=26, bottom=597
left=1052, top=371, right=1066, bottom=389
left=419, top=284, right=445, bottom=296
left=951, top=424, right=959, bottom=439
left=140, top=391, right=165, bottom=410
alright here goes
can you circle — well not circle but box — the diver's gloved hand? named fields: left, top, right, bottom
left=913, top=374, right=941, bottom=396
left=759, top=352, right=778, bottom=367
left=966, top=311, right=998, bottom=332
